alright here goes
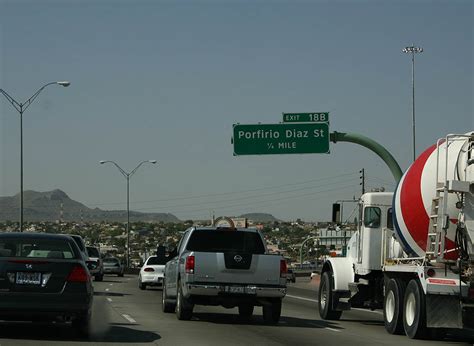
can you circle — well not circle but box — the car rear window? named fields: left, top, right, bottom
left=186, top=230, right=265, bottom=254
left=87, top=247, right=100, bottom=257
left=104, top=258, right=119, bottom=264
left=0, top=238, right=76, bottom=259
left=71, top=236, right=86, bottom=252
left=146, top=256, right=167, bottom=265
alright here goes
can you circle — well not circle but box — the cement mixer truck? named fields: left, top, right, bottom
left=318, top=132, right=474, bottom=339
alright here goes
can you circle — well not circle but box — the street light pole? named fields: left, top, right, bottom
left=100, top=160, right=157, bottom=268
left=0, top=81, right=71, bottom=232
left=402, top=45, right=423, bottom=162
left=299, top=236, right=318, bottom=267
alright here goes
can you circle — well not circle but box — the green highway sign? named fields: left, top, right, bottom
left=282, top=112, right=329, bottom=123
left=233, top=123, right=330, bottom=156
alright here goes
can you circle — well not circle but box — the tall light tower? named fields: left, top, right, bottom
left=0, top=81, right=71, bottom=231
left=402, top=45, right=423, bottom=162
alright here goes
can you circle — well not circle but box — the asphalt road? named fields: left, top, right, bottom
left=0, top=275, right=472, bottom=346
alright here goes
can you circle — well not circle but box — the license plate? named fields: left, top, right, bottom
left=16, top=272, right=41, bottom=285
left=225, top=286, right=245, bottom=294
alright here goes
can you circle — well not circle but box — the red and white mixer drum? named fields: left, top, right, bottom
left=393, top=132, right=473, bottom=260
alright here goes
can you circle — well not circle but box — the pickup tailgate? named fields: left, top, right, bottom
left=192, top=252, right=282, bottom=286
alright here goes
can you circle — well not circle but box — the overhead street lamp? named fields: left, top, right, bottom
left=299, top=236, right=319, bottom=268
left=402, top=45, right=423, bottom=162
left=0, top=81, right=71, bottom=232
left=100, top=160, right=157, bottom=268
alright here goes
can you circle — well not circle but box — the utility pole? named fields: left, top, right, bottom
left=360, top=168, right=365, bottom=195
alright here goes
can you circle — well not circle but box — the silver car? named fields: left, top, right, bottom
left=103, top=257, right=124, bottom=277
left=86, top=246, right=104, bottom=281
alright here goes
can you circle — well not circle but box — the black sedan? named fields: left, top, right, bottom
left=0, top=232, right=93, bottom=336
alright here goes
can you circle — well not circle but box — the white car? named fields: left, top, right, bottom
left=139, top=256, right=167, bottom=290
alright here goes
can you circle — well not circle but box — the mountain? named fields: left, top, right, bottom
left=239, top=213, right=279, bottom=222
left=0, top=189, right=180, bottom=223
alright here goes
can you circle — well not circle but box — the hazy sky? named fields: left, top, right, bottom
left=0, top=0, right=472, bottom=221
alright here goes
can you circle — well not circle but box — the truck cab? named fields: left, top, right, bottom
left=351, top=192, right=393, bottom=276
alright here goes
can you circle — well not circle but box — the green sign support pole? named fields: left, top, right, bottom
left=330, top=131, right=403, bottom=183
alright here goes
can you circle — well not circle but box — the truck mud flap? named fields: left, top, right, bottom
left=426, top=295, right=463, bottom=328
left=332, top=290, right=351, bottom=311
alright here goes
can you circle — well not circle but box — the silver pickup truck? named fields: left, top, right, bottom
left=162, top=226, right=287, bottom=324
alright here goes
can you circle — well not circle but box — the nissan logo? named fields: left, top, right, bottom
left=234, top=255, right=243, bottom=263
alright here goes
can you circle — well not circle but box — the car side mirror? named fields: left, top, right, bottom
left=86, top=261, right=96, bottom=271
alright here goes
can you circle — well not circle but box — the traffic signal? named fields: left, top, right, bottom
left=360, top=168, right=365, bottom=195
left=332, top=203, right=341, bottom=224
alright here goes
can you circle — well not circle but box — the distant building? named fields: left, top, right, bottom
left=317, top=226, right=356, bottom=250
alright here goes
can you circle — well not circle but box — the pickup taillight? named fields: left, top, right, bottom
left=280, top=259, right=288, bottom=278
left=185, top=255, right=195, bottom=274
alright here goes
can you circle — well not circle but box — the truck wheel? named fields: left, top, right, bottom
left=403, top=279, right=427, bottom=339
left=238, top=304, right=254, bottom=319
left=262, top=298, right=282, bottom=325
left=176, top=281, right=193, bottom=320
left=318, top=271, right=342, bottom=320
left=384, top=278, right=406, bottom=334
left=162, top=282, right=176, bottom=313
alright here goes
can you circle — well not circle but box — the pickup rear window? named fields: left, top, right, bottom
left=186, top=230, right=265, bottom=254
left=86, top=247, right=100, bottom=257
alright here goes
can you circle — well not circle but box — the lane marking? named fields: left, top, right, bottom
left=325, top=327, right=341, bottom=333
left=122, top=314, right=136, bottom=323
left=109, top=283, right=113, bottom=286
left=107, top=298, right=112, bottom=302
left=105, top=288, right=109, bottom=292
left=286, top=294, right=382, bottom=315
left=286, top=294, right=318, bottom=303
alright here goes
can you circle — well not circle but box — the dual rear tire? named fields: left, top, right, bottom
left=384, top=278, right=406, bottom=334
left=403, top=279, right=427, bottom=339
left=384, top=277, right=432, bottom=339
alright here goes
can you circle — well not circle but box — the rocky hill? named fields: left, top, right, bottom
left=239, top=213, right=279, bottom=222
left=0, top=189, right=180, bottom=223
